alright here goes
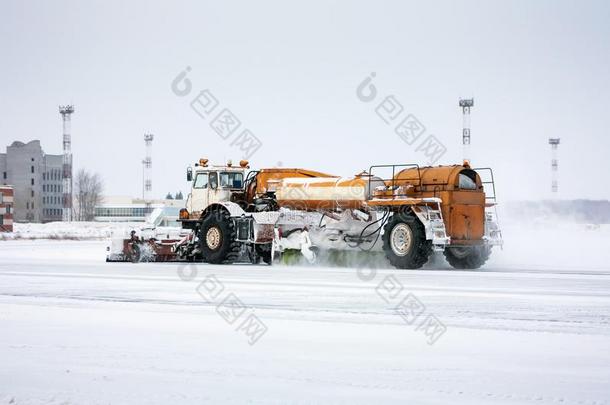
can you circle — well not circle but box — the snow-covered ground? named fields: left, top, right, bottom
left=1, top=222, right=136, bottom=241
left=1, top=223, right=609, bottom=404
left=2, top=222, right=182, bottom=242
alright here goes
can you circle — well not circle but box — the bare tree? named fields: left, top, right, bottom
left=74, top=169, right=104, bottom=221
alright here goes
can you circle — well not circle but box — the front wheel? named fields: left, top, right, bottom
left=443, top=245, right=491, bottom=269
left=382, top=213, right=432, bottom=269
left=199, top=210, right=241, bottom=264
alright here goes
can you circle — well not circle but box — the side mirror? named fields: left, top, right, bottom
left=186, top=167, right=192, bottom=182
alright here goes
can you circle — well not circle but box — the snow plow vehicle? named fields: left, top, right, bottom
left=108, top=158, right=502, bottom=269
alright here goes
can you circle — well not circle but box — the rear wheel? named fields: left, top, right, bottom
left=382, top=212, right=432, bottom=269
left=199, top=210, right=241, bottom=264
left=443, top=245, right=491, bottom=269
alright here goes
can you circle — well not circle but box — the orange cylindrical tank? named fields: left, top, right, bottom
left=276, top=176, right=372, bottom=211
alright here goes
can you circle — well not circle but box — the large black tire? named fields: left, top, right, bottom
left=199, top=210, right=241, bottom=264
left=443, top=245, right=491, bottom=269
left=382, top=212, right=432, bottom=269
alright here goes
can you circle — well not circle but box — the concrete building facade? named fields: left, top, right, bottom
left=0, top=140, right=64, bottom=223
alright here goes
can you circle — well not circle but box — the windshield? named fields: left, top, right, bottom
left=458, top=172, right=477, bottom=190
left=219, top=172, right=243, bottom=188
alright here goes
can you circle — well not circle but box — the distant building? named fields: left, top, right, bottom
left=94, top=196, right=185, bottom=225
left=0, top=186, right=14, bottom=232
left=0, top=141, right=64, bottom=223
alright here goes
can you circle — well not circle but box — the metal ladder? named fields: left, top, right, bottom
left=413, top=201, right=450, bottom=251
left=474, top=167, right=504, bottom=248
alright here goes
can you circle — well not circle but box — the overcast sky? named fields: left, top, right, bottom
left=1, top=0, right=609, bottom=201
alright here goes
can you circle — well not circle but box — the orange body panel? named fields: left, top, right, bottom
left=391, top=166, right=486, bottom=242
left=275, top=176, right=369, bottom=211
left=249, top=168, right=335, bottom=199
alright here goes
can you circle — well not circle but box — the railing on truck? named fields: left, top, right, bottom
left=367, top=164, right=422, bottom=200
left=472, top=167, right=497, bottom=203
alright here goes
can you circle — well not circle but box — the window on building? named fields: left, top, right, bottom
left=31, top=166, right=34, bottom=173
left=2, top=172, right=6, bottom=179
left=31, top=178, right=34, bottom=186
left=31, top=190, right=34, bottom=197
left=26, top=202, right=29, bottom=209
left=0, top=215, right=3, bottom=225
left=0, top=194, right=2, bottom=204
left=7, top=206, right=11, bottom=214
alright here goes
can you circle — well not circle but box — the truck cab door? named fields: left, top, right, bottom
left=207, top=171, right=231, bottom=204
left=189, top=171, right=209, bottom=216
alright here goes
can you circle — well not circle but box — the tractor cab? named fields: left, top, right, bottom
left=185, top=159, right=249, bottom=217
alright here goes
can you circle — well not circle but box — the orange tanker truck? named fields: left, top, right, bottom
left=155, top=158, right=503, bottom=269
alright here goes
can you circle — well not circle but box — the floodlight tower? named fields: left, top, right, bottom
left=459, top=98, right=474, bottom=163
left=59, top=105, right=75, bottom=222
left=548, top=138, right=560, bottom=195
left=143, top=133, right=154, bottom=212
